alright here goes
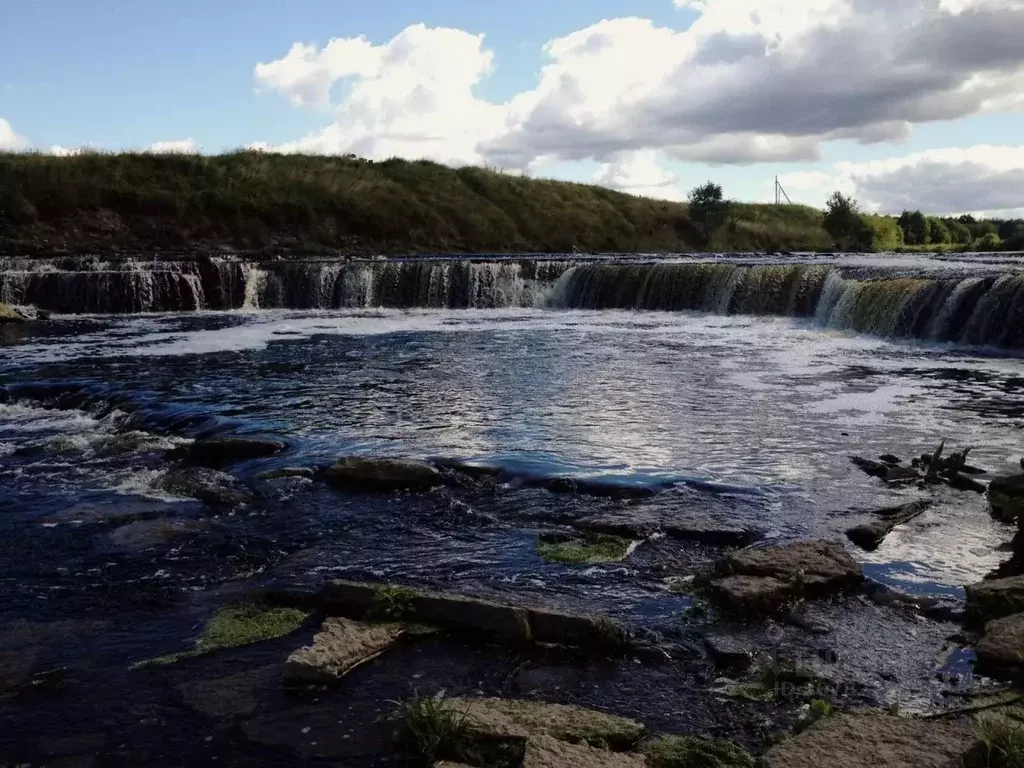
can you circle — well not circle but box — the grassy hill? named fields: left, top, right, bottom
left=0, top=151, right=833, bottom=255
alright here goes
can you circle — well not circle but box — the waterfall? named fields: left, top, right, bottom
left=2, top=255, right=1022, bottom=349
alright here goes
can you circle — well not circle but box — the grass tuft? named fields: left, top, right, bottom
left=394, top=695, right=471, bottom=765
left=975, top=710, right=1024, bottom=768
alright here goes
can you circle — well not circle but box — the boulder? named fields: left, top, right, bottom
left=523, top=735, right=646, bottom=768
left=989, top=475, right=1024, bottom=522
left=324, top=456, right=442, bottom=492
left=573, top=511, right=759, bottom=547
left=449, top=697, right=645, bottom=749
left=284, top=617, right=405, bottom=684
left=762, top=714, right=974, bottom=768
left=710, top=540, right=863, bottom=613
left=703, top=634, right=754, bottom=669
left=965, top=575, right=1024, bottom=623
left=644, top=735, right=754, bottom=768
left=846, top=500, right=933, bottom=551
left=947, top=473, right=986, bottom=494
left=107, top=518, right=207, bottom=551
left=975, top=612, right=1024, bottom=672
left=885, top=466, right=921, bottom=485
left=171, top=436, right=287, bottom=468
left=158, top=467, right=254, bottom=508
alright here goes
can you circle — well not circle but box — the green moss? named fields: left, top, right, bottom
left=644, top=735, right=756, bottom=768
left=139, top=602, right=308, bottom=666
left=537, top=533, right=632, bottom=565
left=369, top=584, right=420, bottom=621
left=794, top=700, right=836, bottom=734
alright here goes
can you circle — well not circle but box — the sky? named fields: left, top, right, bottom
left=3, top=0, right=1024, bottom=216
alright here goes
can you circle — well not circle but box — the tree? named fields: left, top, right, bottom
left=928, top=218, right=950, bottom=245
left=944, top=219, right=973, bottom=245
left=908, top=211, right=930, bottom=245
left=976, top=232, right=1003, bottom=251
left=823, top=191, right=873, bottom=251
left=864, top=215, right=903, bottom=251
left=998, top=219, right=1024, bottom=241
left=687, top=182, right=730, bottom=245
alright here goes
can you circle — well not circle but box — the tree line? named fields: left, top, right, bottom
left=687, top=182, right=1023, bottom=253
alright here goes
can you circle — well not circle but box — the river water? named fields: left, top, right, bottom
left=1, top=255, right=1023, bottom=765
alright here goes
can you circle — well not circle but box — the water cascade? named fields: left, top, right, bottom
left=1, top=256, right=1022, bottom=349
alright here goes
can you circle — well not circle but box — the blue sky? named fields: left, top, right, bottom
left=3, top=0, right=1024, bottom=214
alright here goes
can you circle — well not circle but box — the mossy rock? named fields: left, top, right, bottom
left=538, top=534, right=633, bottom=565
left=140, top=602, right=308, bottom=666
left=644, top=735, right=755, bottom=768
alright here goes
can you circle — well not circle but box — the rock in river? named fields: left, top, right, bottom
left=709, top=540, right=863, bottom=613
left=284, top=617, right=405, bottom=684
left=158, top=467, right=254, bottom=508
left=846, top=499, right=933, bottom=551
left=573, top=510, right=759, bottom=547
left=170, top=435, right=287, bottom=468
left=975, top=612, right=1024, bottom=674
left=989, top=475, right=1024, bottom=522
left=324, top=456, right=442, bottom=492
left=965, top=574, right=1024, bottom=623
left=762, top=714, right=974, bottom=768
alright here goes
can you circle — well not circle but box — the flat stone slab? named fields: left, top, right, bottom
left=449, top=697, right=645, bottom=749
left=846, top=500, right=933, bottom=551
left=523, top=735, right=646, bottom=768
left=965, top=575, right=1024, bottom=623
left=284, top=617, right=405, bottom=684
left=975, top=612, right=1024, bottom=672
left=710, top=540, right=863, bottom=613
left=324, top=581, right=623, bottom=649
left=573, top=511, right=759, bottom=546
left=324, top=456, right=442, bottom=492
left=762, top=715, right=974, bottom=768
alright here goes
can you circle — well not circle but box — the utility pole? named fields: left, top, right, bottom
left=774, top=176, right=792, bottom=205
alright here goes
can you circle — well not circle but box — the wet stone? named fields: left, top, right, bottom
left=703, top=634, right=754, bottom=669
left=284, top=617, right=405, bottom=685
left=989, top=475, right=1024, bottom=522
left=158, top=467, right=254, bottom=508
left=324, top=456, right=442, bottom=492
left=176, top=665, right=280, bottom=719
left=573, top=510, right=759, bottom=546
left=975, top=612, right=1024, bottom=673
left=107, top=518, right=207, bottom=551
left=965, top=575, right=1024, bottom=623
left=846, top=499, right=933, bottom=552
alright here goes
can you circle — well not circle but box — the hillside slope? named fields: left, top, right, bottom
left=0, top=151, right=833, bottom=254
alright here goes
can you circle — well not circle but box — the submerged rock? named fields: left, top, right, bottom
left=703, top=634, right=754, bottom=669
left=851, top=457, right=890, bottom=479
left=324, top=456, right=442, bottom=492
left=158, top=467, right=254, bottom=508
left=171, top=436, right=287, bottom=468
left=762, top=714, right=974, bottom=768
left=573, top=511, right=759, bottom=547
left=965, top=575, right=1024, bottom=623
left=710, top=540, right=863, bottom=613
left=107, top=518, right=207, bottom=551
left=284, top=617, right=405, bottom=684
left=975, top=612, right=1024, bottom=673
left=846, top=499, right=933, bottom=551
left=176, top=666, right=280, bottom=719
left=254, top=467, right=315, bottom=481
left=989, top=475, right=1024, bottom=522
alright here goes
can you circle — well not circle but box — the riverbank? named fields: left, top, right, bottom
left=0, top=152, right=833, bottom=255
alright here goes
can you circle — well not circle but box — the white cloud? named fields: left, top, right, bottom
left=774, top=145, right=1024, bottom=215
left=254, top=2, right=1024, bottom=170
left=839, top=145, right=1024, bottom=215
left=148, top=138, right=198, bottom=154
left=0, top=118, right=28, bottom=150
left=593, top=150, right=685, bottom=201
left=253, top=24, right=504, bottom=165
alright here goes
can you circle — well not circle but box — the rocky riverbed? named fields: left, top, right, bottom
left=2, top=306, right=1024, bottom=767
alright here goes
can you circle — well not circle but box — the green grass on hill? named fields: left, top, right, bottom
left=0, top=151, right=833, bottom=254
